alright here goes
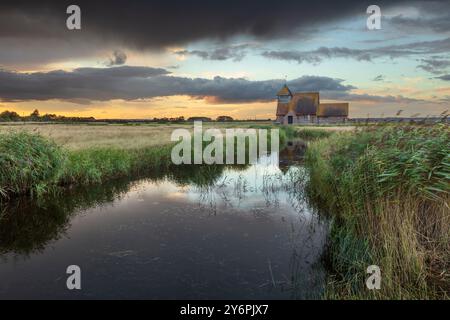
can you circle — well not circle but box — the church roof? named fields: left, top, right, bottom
left=317, top=103, right=349, bottom=117
left=290, top=92, right=319, bottom=115
left=277, top=84, right=293, bottom=96
left=276, top=92, right=319, bottom=116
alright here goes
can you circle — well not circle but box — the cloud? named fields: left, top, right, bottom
left=388, top=15, right=450, bottom=33
left=0, top=0, right=411, bottom=50
left=262, top=47, right=372, bottom=64
left=261, top=37, right=450, bottom=65
left=0, top=65, right=426, bottom=106
left=0, top=66, right=356, bottom=103
left=0, top=66, right=170, bottom=102
left=373, top=75, right=386, bottom=81
left=1, top=1, right=448, bottom=68
left=335, top=92, right=424, bottom=104
left=417, top=58, right=450, bottom=74
left=436, top=74, right=450, bottom=81
left=106, top=50, right=127, bottom=66
left=386, top=1, right=450, bottom=34
left=175, top=44, right=256, bottom=62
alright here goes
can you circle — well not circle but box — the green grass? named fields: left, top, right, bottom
left=294, top=128, right=334, bottom=140
left=60, top=145, right=173, bottom=185
left=0, top=132, right=65, bottom=198
left=305, top=124, right=450, bottom=299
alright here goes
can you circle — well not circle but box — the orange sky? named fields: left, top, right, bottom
left=2, top=96, right=277, bottom=120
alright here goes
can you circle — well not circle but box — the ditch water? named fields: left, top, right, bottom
left=0, top=141, right=329, bottom=299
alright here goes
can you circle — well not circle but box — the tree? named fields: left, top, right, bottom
left=30, top=109, right=40, bottom=117
left=216, top=115, right=233, bottom=122
left=0, top=110, right=21, bottom=121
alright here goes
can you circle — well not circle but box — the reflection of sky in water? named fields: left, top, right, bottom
left=0, top=152, right=328, bottom=299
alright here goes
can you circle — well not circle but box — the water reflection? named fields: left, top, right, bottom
left=0, top=141, right=328, bottom=299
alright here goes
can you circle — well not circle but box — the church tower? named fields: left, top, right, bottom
left=276, top=84, right=292, bottom=103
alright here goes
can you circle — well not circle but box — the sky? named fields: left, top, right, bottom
left=1, top=0, right=450, bottom=119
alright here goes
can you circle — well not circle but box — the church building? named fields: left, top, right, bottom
left=275, top=84, right=349, bottom=124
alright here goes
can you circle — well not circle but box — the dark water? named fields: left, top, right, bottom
left=0, top=142, right=329, bottom=299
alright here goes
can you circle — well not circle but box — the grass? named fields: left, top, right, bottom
left=0, top=132, right=65, bottom=197
left=294, top=128, right=334, bottom=140
left=305, top=124, right=450, bottom=299
left=0, top=123, right=182, bottom=150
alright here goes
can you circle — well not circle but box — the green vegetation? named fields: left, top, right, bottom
left=0, top=109, right=96, bottom=123
left=0, top=132, right=65, bottom=197
left=305, top=125, right=450, bottom=299
left=294, top=128, right=333, bottom=140
left=61, top=145, right=173, bottom=185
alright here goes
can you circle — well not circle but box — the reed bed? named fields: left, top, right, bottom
left=305, top=124, right=450, bottom=299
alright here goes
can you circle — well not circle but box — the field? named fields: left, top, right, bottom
left=0, top=123, right=353, bottom=150
left=0, top=123, right=202, bottom=150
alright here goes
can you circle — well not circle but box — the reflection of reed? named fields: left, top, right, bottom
left=194, top=165, right=313, bottom=216
left=285, top=207, right=329, bottom=299
left=0, top=177, right=134, bottom=256
left=0, top=164, right=233, bottom=256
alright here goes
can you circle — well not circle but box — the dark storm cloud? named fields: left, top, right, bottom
left=0, top=66, right=170, bottom=101
left=0, top=66, right=355, bottom=103
left=387, top=1, right=450, bottom=33
left=262, top=37, right=450, bottom=64
left=0, top=0, right=411, bottom=49
left=388, top=15, right=450, bottom=33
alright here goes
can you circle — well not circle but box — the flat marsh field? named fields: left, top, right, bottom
left=0, top=122, right=354, bottom=150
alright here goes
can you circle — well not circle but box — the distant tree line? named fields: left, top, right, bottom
left=0, top=109, right=95, bottom=122
left=0, top=110, right=272, bottom=123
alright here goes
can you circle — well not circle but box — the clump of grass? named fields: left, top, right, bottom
left=61, top=144, right=173, bottom=185
left=0, top=131, right=65, bottom=198
left=306, top=125, right=450, bottom=299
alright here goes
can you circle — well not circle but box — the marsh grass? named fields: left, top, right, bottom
left=294, top=128, right=334, bottom=140
left=305, top=125, right=450, bottom=299
left=61, top=145, right=173, bottom=185
left=0, top=132, right=65, bottom=198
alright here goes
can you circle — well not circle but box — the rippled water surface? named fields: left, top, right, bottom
left=0, top=145, right=329, bottom=299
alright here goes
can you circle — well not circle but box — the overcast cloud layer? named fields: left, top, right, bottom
left=0, top=0, right=411, bottom=48
left=0, top=66, right=350, bottom=103
left=0, top=66, right=424, bottom=105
